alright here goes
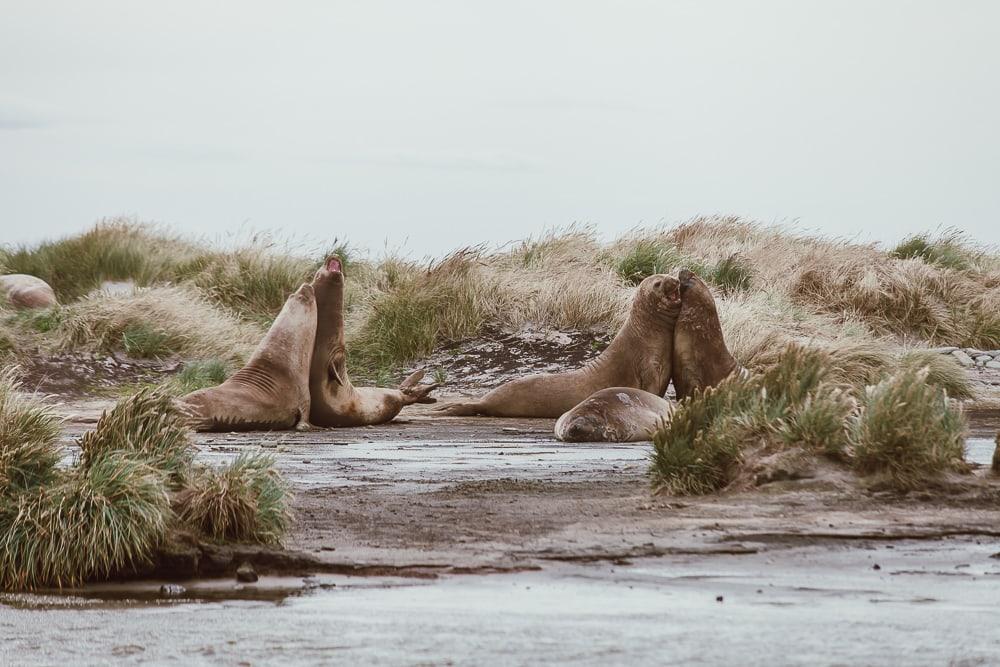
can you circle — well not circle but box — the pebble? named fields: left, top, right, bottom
left=974, top=355, right=993, bottom=363
left=236, top=562, right=258, bottom=583
left=931, top=347, right=959, bottom=354
left=952, top=350, right=975, bottom=367
left=987, top=361, right=1000, bottom=370
left=159, top=584, right=186, bottom=596
left=965, top=349, right=987, bottom=357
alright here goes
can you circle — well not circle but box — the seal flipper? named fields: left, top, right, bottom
left=433, top=401, right=483, bottom=416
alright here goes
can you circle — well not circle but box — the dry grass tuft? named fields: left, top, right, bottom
left=651, top=343, right=968, bottom=495
left=78, top=388, right=193, bottom=485
left=850, top=367, right=967, bottom=489
left=56, top=286, right=261, bottom=363
left=0, top=452, right=170, bottom=589
left=174, top=453, right=291, bottom=544
left=0, top=367, right=62, bottom=494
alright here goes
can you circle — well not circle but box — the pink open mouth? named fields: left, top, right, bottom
left=327, top=257, right=342, bottom=273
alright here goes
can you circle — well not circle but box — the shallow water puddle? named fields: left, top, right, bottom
left=4, top=539, right=1000, bottom=665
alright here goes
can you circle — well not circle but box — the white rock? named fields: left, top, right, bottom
left=931, top=347, right=959, bottom=354
left=986, top=361, right=1000, bottom=370
left=965, top=348, right=986, bottom=357
left=952, top=350, right=975, bottom=367
left=975, top=355, right=993, bottom=363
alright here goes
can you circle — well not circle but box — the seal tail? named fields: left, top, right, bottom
left=433, top=401, right=484, bottom=416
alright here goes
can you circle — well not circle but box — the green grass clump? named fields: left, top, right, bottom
left=0, top=452, right=170, bottom=590
left=351, top=251, right=491, bottom=371
left=78, top=388, right=192, bottom=484
left=850, top=367, right=966, bottom=490
left=121, top=323, right=172, bottom=358
left=0, top=368, right=62, bottom=493
left=711, top=254, right=753, bottom=294
left=612, top=240, right=699, bottom=285
left=651, top=378, right=749, bottom=495
left=166, top=359, right=232, bottom=395
left=175, top=453, right=291, bottom=544
left=891, top=232, right=977, bottom=271
left=0, top=220, right=189, bottom=302
left=897, top=349, right=973, bottom=400
left=651, top=343, right=969, bottom=495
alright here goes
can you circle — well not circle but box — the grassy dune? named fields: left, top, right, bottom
left=4, top=217, right=998, bottom=380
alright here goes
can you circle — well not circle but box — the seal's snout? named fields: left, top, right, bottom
left=678, top=268, right=696, bottom=293
left=660, top=275, right=681, bottom=303
left=326, top=256, right=342, bottom=273
left=295, top=283, right=315, bottom=300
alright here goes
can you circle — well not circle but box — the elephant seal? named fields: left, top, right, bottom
left=671, top=268, right=744, bottom=400
left=309, top=256, right=437, bottom=427
left=555, top=387, right=672, bottom=442
left=434, top=273, right=682, bottom=418
left=179, top=282, right=317, bottom=431
left=0, top=274, right=58, bottom=309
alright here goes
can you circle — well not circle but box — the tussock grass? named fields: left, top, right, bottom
left=79, top=388, right=192, bottom=484
left=7, top=216, right=999, bottom=376
left=57, top=286, right=261, bottom=363
left=0, top=452, right=169, bottom=590
left=992, top=433, right=1000, bottom=475
left=0, top=368, right=61, bottom=493
left=0, top=219, right=194, bottom=301
left=891, top=231, right=980, bottom=271
left=850, top=367, right=966, bottom=489
left=651, top=344, right=968, bottom=495
left=174, top=453, right=291, bottom=544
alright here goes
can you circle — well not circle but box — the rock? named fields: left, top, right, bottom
left=931, top=347, right=959, bottom=354
left=975, top=355, right=993, bottom=363
left=159, top=584, right=186, bottom=597
left=965, top=349, right=986, bottom=357
left=952, top=350, right=975, bottom=367
left=985, top=350, right=1000, bottom=357
left=986, top=361, right=1000, bottom=370
left=236, top=561, right=258, bottom=583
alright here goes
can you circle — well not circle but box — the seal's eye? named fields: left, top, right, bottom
left=653, top=280, right=662, bottom=289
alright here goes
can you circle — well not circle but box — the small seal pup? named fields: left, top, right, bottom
left=555, top=387, right=672, bottom=442
left=179, top=282, right=317, bottom=431
left=309, top=256, right=437, bottom=426
left=671, top=268, right=745, bottom=400
left=434, top=273, right=682, bottom=418
left=0, top=274, right=58, bottom=309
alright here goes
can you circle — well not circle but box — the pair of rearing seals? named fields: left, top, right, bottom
left=555, top=267, right=743, bottom=442
left=435, top=272, right=683, bottom=418
left=180, top=257, right=436, bottom=431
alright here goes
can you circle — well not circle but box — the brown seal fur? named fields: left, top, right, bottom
left=179, top=282, right=317, bottom=431
left=555, top=387, right=672, bottom=442
left=434, top=273, right=682, bottom=418
left=309, top=256, right=437, bottom=427
left=0, top=274, right=58, bottom=309
left=671, top=268, right=742, bottom=400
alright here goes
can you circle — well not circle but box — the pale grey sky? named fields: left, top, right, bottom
left=2, top=1, right=998, bottom=256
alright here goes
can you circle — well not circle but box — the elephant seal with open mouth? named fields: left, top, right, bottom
left=1, top=274, right=58, bottom=309
left=671, top=268, right=745, bottom=400
left=555, top=387, right=672, bottom=442
left=308, top=256, right=437, bottom=427
left=434, top=273, right=682, bottom=418
left=179, top=282, right=317, bottom=431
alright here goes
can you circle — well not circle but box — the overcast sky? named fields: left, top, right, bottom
left=2, top=1, right=997, bottom=256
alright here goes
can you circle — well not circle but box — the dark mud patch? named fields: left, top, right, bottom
left=416, top=325, right=613, bottom=390
left=16, top=351, right=178, bottom=397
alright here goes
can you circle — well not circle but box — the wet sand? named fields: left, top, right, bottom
left=3, top=401, right=999, bottom=664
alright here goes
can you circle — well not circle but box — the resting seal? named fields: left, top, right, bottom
left=0, top=274, right=58, bottom=309
left=309, top=256, right=437, bottom=427
left=435, top=273, right=682, bottom=418
left=179, top=283, right=317, bottom=431
left=555, top=387, right=672, bottom=442
left=671, top=268, right=744, bottom=400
